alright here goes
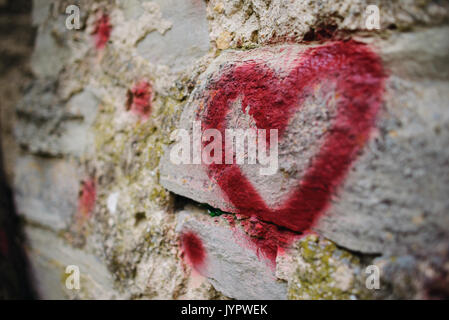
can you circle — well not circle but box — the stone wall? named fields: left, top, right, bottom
left=2, top=0, right=449, bottom=299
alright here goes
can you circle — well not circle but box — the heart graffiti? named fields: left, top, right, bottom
left=200, top=40, right=386, bottom=232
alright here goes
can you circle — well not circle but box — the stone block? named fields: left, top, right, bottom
left=176, top=205, right=287, bottom=300
left=161, top=28, right=449, bottom=254
left=137, top=0, right=210, bottom=73
left=25, top=226, right=119, bottom=299
left=15, top=85, right=99, bottom=157
left=13, top=154, right=79, bottom=231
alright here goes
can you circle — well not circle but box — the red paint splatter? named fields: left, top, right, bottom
left=126, top=81, right=153, bottom=120
left=78, top=179, right=96, bottom=219
left=222, top=214, right=235, bottom=227
left=238, top=217, right=299, bottom=268
left=181, top=231, right=206, bottom=271
left=93, top=14, right=112, bottom=50
left=0, top=229, right=9, bottom=256
left=201, top=40, right=386, bottom=235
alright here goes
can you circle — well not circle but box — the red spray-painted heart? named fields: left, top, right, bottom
left=201, top=40, right=386, bottom=232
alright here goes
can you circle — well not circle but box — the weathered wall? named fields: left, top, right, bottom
left=3, top=0, right=449, bottom=299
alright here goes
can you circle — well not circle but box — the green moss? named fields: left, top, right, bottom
left=288, top=235, right=363, bottom=300
left=89, top=67, right=193, bottom=289
left=149, top=185, right=170, bottom=207
left=241, top=43, right=259, bottom=50
left=197, top=203, right=228, bottom=217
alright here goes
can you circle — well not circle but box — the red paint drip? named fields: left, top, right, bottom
left=127, top=81, right=153, bottom=120
left=222, top=214, right=236, bottom=227
left=201, top=40, right=386, bottom=247
left=181, top=231, right=206, bottom=271
left=78, top=179, right=96, bottom=218
left=238, top=217, right=298, bottom=268
left=93, top=14, right=112, bottom=50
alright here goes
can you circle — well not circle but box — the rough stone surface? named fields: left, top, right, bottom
left=14, top=155, right=79, bottom=230
left=15, top=83, right=99, bottom=157
left=137, top=0, right=210, bottom=73
left=207, top=0, right=449, bottom=48
left=25, top=226, right=119, bottom=299
left=277, top=234, right=365, bottom=300
left=176, top=205, right=288, bottom=300
left=2, top=0, right=449, bottom=300
left=160, top=27, right=449, bottom=255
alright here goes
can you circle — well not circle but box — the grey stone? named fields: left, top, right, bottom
left=13, top=155, right=79, bottom=231
left=12, top=0, right=449, bottom=301
left=31, top=0, right=52, bottom=26
left=176, top=205, right=287, bottom=300
left=161, top=27, right=449, bottom=255
left=15, top=84, right=99, bottom=157
left=207, top=0, right=449, bottom=48
left=31, top=16, right=71, bottom=78
left=25, top=226, right=119, bottom=299
left=137, top=0, right=210, bottom=73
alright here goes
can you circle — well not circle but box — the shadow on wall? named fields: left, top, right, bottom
left=0, top=139, right=35, bottom=299
left=0, top=0, right=35, bottom=299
